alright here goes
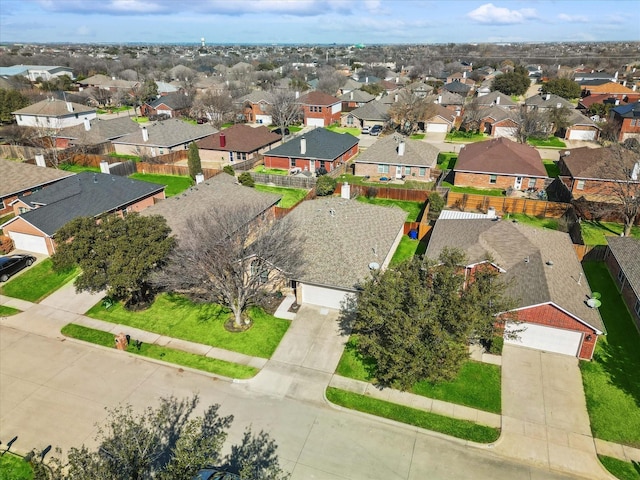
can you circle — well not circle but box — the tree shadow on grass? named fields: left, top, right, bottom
left=592, top=338, right=640, bottom=409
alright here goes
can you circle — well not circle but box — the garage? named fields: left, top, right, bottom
left=8, top=231, right=49, bottom=255
left=306, top=117, right=325, bottom=128
left=426, top=122, right=449, bottom=133
left=494, top=127, right=517, bottom=138
left=300, top=283, right=352, bottom=310
left=504, top=322, right=582, bottom=357
left=567, top=129, right=596, bottom=141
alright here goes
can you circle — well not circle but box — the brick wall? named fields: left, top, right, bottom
left=454, top=171, right=543, bottom=190
left=606, top=251, right=640, bottom=329
left=618, top=118, right=640, bottom=141
left=515, top=303, right=598, bottom=359
left=354, top=162, right=433, bottom=181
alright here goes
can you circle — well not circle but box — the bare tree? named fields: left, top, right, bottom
left=388, top=90, right=436, bottom=135
left=269, top=89, right=302, bottom=141
left=88, top=86, right=113, bottom=107
left=154, top=203, right=304, bottom=329
left=190, top=91, right=234, bottom=127
left=461, top=98, right=484, bottom=132
left=514, top=107, right=549, bottom=144
left=545, top=105, right=571, bottom=137
left=316, top=66, right=345, bottom=95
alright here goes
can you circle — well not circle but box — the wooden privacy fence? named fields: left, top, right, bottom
left=251, top=173, right=317, bottom=189
left=136, top=162, right=220, bottom=180
left=446, top=192, right=570, bottom=218
left=334, top=184, right=431, bottom=202
left=573, top=244, right=607, bottom=262
left=274, top=188, right=317, bottom=219
left=404, top=222, right=432, bottom=241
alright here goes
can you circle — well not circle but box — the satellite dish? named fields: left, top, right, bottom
left=587, top=298, right=602, bottom=308
left=368, top=262, right=380, bottom=270
left=591, top=292, right=601, bottom=300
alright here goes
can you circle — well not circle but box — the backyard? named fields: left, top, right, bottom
left=335, top=173, right=433, bottom=190
left=441, top=181, right=505, bottom=197
left=542, top=159, right=560, bottom=177
left=0, top=259, right=78, bottom=302
left=580, top=221, right=640, bottom=245
left=581, top=262, right=640, bottom=447
left=355, top=196, right=424, bottom=222
left=128, top=173, right=193, bottom=197
left=252, top=165, right=289, bottom=176
left=437, top=152, right=457, bottom=170
left=390, top=236, right=427, bottom=265
left=254, top=185, right=309, bottom=208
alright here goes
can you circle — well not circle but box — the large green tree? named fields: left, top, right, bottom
left=52, top=213, right=174, bottom=309
left=29, top=395, right=289, bottom=480
left=0, top=88, right=30, bottom=124
left=187, top=142, right=202, bottom=179
left=541, top=78, right=582, bottom=99
left=349, top=249, right=514, bottom=389
left=491, top=71, right=531, bottom=96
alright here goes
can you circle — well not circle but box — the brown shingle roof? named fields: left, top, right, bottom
left=560, top=146, right=640, bottom=181
left=299, top=91, right=340, bottom=106
left=354, top=135, right=439, bottom=168
left=607, top=237, right=640, bottom=298
left=455, top=137, right=547, bottom=177
left=0, top=159, right=74, bottom=198
left=196, top=124, right=281, bottom=153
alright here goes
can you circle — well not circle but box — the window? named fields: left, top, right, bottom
left=0, top=199, right=4, bottom=210
left=347, top=116, right=354, bottom=125
left=419, top=167, right=426, bottom=177
left=631, top=119, right=637, bottom=127
left=489, top=175, right=497, bottom=184
left=635, top=300, right=640, bottom=317
left=617, top=268, right=626, bottom=285
left=19, top=207, right=29, bottom=214
left=251, top=260, right=268, bottom=284
left=576, top=180, right=585, bottom=190
left=405, top=166, right=411, bottom=175
left=320, top=160, right=326, bottom=169
left=229, top=151, right=234, bottom=162
left=291, top=158, right=297, bottom=167
left=317, top=106, right=322, bottom=112
left=377, top=164, right=389, bottom=174
left=528, top=178, right=536, bottom=188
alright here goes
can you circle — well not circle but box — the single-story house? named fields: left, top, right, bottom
left=54, top=116, right=140, bottom=148
left=341, top=100, right=390, bottom=129
left=0, top=159, right=74, bottom=217
left=353, top=135, right=438, bottom=181
left=140, top=92, right=192, bottom=118
left=1, top=172, right=165, bottom=255
left=12, top=99, right=97, bottom=129
left=196, top=124, right=281, bottom=165
left=424, top=104, right=458, bottom=133
left=478, top=105, right=519, bottom=138
left=263, top=127, right=359, bottom=174
left=426, top=218, right=605, bottom=359
left=286, top=196, right=407, bottom=309
left=475, top=91, right=518, bottom=110
left=605, top=236, right=640, bottom=328
left=563, top=109, right=600, bottom=141
left=454, top=137, right=547, bottom=192
left=299, top=91, right=342, bottom=127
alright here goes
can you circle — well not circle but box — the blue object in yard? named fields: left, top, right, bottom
left=408, top=230, right=418, bottom=239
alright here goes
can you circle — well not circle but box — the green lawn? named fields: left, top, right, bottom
left=252, top=165, right=289, bottom=176
left=60, top=163, right=101, bottom=173
left=336, top=337, right=501, bottom=413
left=437, top=152, right=458, bottom=170
left=543, top=159, right=560, bottom=178
left=254, top=185, right=309, bottom=208
left=128, top=173, right=193, bottom=197
left=581, top=221, right=640, bottom=246
left=598, top=455, right=640, bottom=480
left=132, top=117, right=149, bottom=123
left=0, top=305, right=20, bottom=316
left=335, top=174, right=433, bottom=190
left=355, top=196, right=424, bottom=221
left=528, top=137, right=567, bottom=148
left=410, top=133, right=425, bottom=140
left=61, top=324, right=258, bottom=379
left=390, top=236, right=427, bottom=266
left=86, top=293, right=290, bottom=359
left=326, top=387, right=500, bottom=443
left=0, top=452, right=32, bottom=480
left=325, top=125, right=360, bottom=136
left=442, top=182, right=505, bottom=197
left=581, top=262, right=640, bottom=447
left=0, top=259, right=78, bottom=302
left=445, top=131, right=488, bottom=143
left=504, top=213, right=559, bottom=230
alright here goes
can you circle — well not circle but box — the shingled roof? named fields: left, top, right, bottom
left=299, top=91, right=340, bottom=106
left=607, top=237, right=640, bottom=298
left=196, top=124, right=281, bottom=153
left=426, top=219, right=605, bottom=333
left=455, top=137, right=547, bottom=177
left=560, top=146, right=640, bottom=181
left=56, top=117, right=140, bottom=145
left=347, top=100, right=390, bottom=121
left=12, top=98, right=95, bottom=117
left=0, top=159, right=74, bottom=198
left=112, top=118, right=217, bottom=148
left=355, top=135, right=439, bottom=167
left=265, top=127, right=358, bottom=161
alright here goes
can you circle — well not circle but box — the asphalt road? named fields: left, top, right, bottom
left=0, top=325, right=581, bottom=480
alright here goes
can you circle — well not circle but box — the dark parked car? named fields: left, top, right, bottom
left=0, top=254, right=36, bottom=282
left=272, top=127, right=290, bottom=136
left=370, top=124, right=383, bottom=136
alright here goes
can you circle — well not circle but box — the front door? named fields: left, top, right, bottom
left=396, top=165, right=403, bottom=179
left=514, top=176, right=523, bottom=190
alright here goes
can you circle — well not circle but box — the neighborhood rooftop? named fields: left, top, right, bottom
left=0, top=159, right=74, bottom=198
left=265, top=127, right=358, bottom=160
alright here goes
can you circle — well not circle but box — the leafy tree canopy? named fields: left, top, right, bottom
left=541, top=78, right=582, bottom=99
left=0, top=88, right=30, bottom=124
left=187, top=142, right=202, bottom=180
left=315, top=174, right=337, bottom=196
left=52, top=213, right=174, bottom=308
left=491, top=71, right=530, bottom=96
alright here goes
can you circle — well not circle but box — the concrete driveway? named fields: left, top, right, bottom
left=496, top=345, right=613, bottom=479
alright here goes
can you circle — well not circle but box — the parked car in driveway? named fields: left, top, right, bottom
left=370, top=125, right=383, bottom=136
left=361, top=126, right=370, bottom=134
left=273, top=127, right=290, bottom=136
left=0, top=254, right=36, bottom=282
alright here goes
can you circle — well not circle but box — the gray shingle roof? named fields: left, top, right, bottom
left=265, top=127, right=358, bottom=161
left=355, top=135, right=439, bottom=167
left=14, top=172, right=165, bottom=236
left=286, top=197, right=407, bottom=290
left=112, top=118, right=217, bottom=148
left=12, top=99, right=95, bottom=117
left=56, top=117, right=140, bottom=144
left=146, top=92, right=190, bottom=109
left=0, top=159, right=74, bottom=198
left=236, top=91, right=276, bottom=105
left=339, top=90, right=375, bottom=103
left=606, top=237, right=640, bottom=298
left=425, top=219, right=605, bottom=333
left=476, top=91, right=517, bottom=108
left=140, top=173, right=280, bottom=238
left=525, top=93, right=574, bottom=109
left=347, top=100, right=390, bottom=121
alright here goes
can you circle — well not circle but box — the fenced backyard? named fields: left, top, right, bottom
left=250, top=173, right=317, bottom=189
left=445, top=191, right=570, bottom=218
left=335, top=183, right=431, bottom=202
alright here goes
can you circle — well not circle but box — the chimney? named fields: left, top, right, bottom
left=365, top=77, right=369, bottom=84
left=395, top=76, right=399, bottom=83
left=487, top=206, right=496, bottom=218
left=398, top=141, right=405, bottom=156
left=632, top=162, right=640, bottom=181
left=350, top=91, right=353, bottom=100
left=35, top=154, right=46, bottom=167
left=219, top=132, right=226, bottom=148
left=495, top=96, right=500, bottom=105
left=538, top=65, right=541, bottom=71
left=556, top=103, right=562, bottom=109
left=394, top=93, right=399, bottom=102
left=295, top=91, right=300, bottom=99
left=84, top=117, right=91, bottom=131
left=463, top=71, right=467, bottom=79
left=142, top=126, right=149, bottom=142
left=112, top=76, right=116, bottom=80
left=615, top=99, right=620, bottom=105
left=341, top=182, right=351, bottom=199
left=195, top=173, right=205, bottom=184
left=437, top=95, right=442, bottom=104
left=99, top=161, right=110, bottom=174
left=66, top=101, right=73, bottom=112
left=300, top=136, right=306, bottom=155
left=545, top=93, right=551, bottom=101
left=615, top=71, right=619, bottom=79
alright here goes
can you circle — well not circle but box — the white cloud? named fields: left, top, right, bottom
left=467, top=3, right=537, bottom=25
left=558, top=13, right=589, bottom=23
left=75, top=25, right=92, bottom=36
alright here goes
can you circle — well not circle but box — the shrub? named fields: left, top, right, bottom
left=237, top=172, right=254, bottom=187
left=223, top=165, right=235, bottom=176
left=488, top=336, right=504, bottom=355
left=315, top=175, right=337, bottom=196
left=428, top=192, right=444, bottom=218
left=366, top=187, right=378, bottom=199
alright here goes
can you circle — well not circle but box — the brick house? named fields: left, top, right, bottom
left=0, top=172, right=165, bottom=255
left=580, top=81, right=640, bottom=103
left=140, top=92, right=192, bottom=119
left=196, top=124, right=281, bottom=165
left=605, top=237, right=640, bottom=329
left=610, top=101, right=640, bottom=142
left=299, top=91, right=341, bottom=127
left=12, top=99, right=97, bottom=129
left=263, top=127, right=358, bottom=174
left=353, top=135, right=438, bottom=182
left=454, top=137, right=547, bottom=192
left=562, top=109, right=600, bottom=141
left=426, top=218, right=605, bottom=359
left=235, top=91, right=276, bottom=125
left=477, top=105, right=519, bottom=137
left=339, top=89, right=375, bottom=112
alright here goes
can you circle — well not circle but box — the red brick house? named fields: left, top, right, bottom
left=140, top=92, right=192, bottom=119
left=478, top=106, right=519, bottom=137
left=454, top=137, right=547, bottom=192
left=196, top=124, right=281, bottom=165
left=299, top=91, right=341, bottom=127
left=263, top=127, right=358, bottom=174
left=235, top=91, right=276, bottom=125
left=426, top=218, right=605, bottom=359
left=0, top=172, right=165, bottom=255
left=610, top=101, right=640, bottom=142
left=605, top=237, right=640, bottom=329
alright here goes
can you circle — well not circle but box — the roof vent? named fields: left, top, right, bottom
left=329, top=208, right=335, bottom=217
left=546, top=260, right=554, bottom=267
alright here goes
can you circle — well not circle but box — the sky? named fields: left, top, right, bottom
left=0, top=0, right=638, bottom=45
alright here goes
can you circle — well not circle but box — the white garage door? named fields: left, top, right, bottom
left=301, top=283, right=351, bottom=310
left=494, top=127, right=517, bottom=138
left=426, top=123, right=449, bottom=133
left=307, top=117, right=325, bottom=127
left=8, top=232, right=48, bottom=254
left=505, top=322, right=582, bottom=357
left=568, top=129, right=596, bottom=141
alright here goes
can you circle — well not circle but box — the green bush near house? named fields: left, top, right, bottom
left=315, top=175, right=337, bottom=196
left=238, top=171, right=255, bottom=187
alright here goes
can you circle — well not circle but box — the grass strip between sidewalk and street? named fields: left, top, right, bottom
left=326, top=387, right=500, bottom=444
left=0, top=259, right=78, bottom=303
left=598, top=455, right=640, bottom=480
left=61, top=324, right=258, bottom=379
